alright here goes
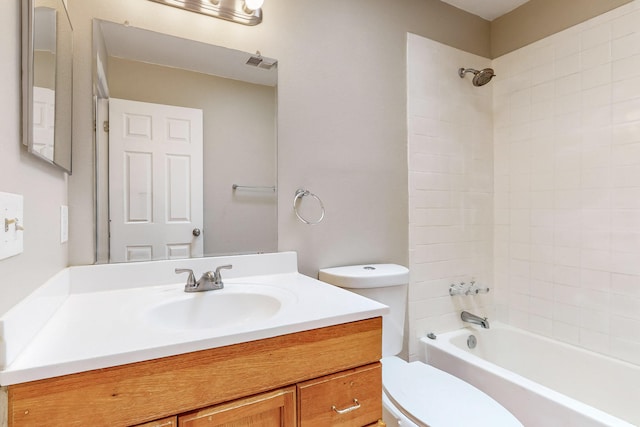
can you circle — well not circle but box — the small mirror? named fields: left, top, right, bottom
left=22, top=0, right=73, bottom=173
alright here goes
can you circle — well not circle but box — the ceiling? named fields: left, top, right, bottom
left=440, top=0, right=530, bottom=21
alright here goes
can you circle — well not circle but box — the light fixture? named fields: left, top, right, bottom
left=148, top=0, right=263, bottom=26
left=243, top=0, right=264, bottom=11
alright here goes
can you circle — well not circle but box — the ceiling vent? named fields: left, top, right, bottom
left=246, top=53, right=277, bottom=70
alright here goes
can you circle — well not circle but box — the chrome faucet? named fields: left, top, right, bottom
left=461, top=311, right=490, bottom=329
left=175, top=264, right=233, bottom=292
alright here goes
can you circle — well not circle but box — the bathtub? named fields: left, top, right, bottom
left=422, top=323, right=640, bottom=427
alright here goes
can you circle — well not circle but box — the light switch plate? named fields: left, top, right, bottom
left=0, top=192, right=24, bottom=260
left=60, top=205, right=68, bottom=243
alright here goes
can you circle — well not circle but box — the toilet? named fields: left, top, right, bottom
left=319, top=264, right=523, bottom=427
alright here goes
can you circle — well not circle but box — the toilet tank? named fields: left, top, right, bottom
left=318, top=264, right=409, bottom=357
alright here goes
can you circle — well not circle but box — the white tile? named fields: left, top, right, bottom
left=582, top=85, right=612, bottom=108
left=555, top=34, right=581, bottom=58
left=528, top=315, right=553, bottom=336
left=531, top=63, right=555, bottom=86
left=611, top=231, right=640, bottom=253
left=611, top=9, right=640, bottom=39
left=612, top=188, right=640, bottom=209
left=612, top=164, right=640, bottom=187
left=613, top=121, right=640, bottom=144
left=553, top=265, right=581, bottom=288
left=581, top=24, right=611, bottom=51
left=580, top=248, right=611, bottom=272
left=579, top=328, right=610, bottom=353
left=554, top=209, right=581, bottom=229
left=556, top=73, right=581, bottom=96
left=581, top=230, right=610, bottom=250
left=582, top=209, right=611, bottom=230
left=581, top=189, right=610, bottom=210
left=553, top=301, right=581, bottom=325
left=611, top=337, right=640, bottom=365
left=612, top=31, right=640, bottom=61
left=581, top=145, right=611, bottom=170
left=581, top=63, right=612, bottom=90
left=580, top=288, right=610, bottom=311
left=611, top=251, right=640, bottom=275
left=610, top=315, right=640, bottom=342
left=582, top=125, right=612, bottom=147
left=530, top=227, right=554, bottom=246
left=613, top=54, right=640, bottom=82
left=580, top=268, right=611, bottom=290
left=611, top=273, right=640, bottom=297
left=553, top=321, right=580, bottom=344
left=581, top=42, right=612, bottom=71
left=612, top=98, right=640, bottom=124
left=555, top=53, right=581, bottom=78
left=554, top=246, right=580, bottom=267
left=611, top=209, right=640, bottom=230
left=612, top=74, right=640, bottom=102
left=610, top=292, right=640, bottom=319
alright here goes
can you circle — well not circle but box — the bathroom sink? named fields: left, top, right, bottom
left=144, top=284, right=292, bottom=331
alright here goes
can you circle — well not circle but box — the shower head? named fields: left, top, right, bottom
left=458, top=67, right=496, bottom=86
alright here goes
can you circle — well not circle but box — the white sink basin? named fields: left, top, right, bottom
left=144, top=284, right=294, bottom=330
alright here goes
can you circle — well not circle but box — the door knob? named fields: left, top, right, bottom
left=192, top=228, right=201, bottom=237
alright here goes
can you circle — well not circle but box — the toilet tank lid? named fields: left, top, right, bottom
left=318, top=264, right=409, bottom=288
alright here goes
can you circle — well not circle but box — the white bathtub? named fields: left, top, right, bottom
left=422, top=323, right=640, bottom=427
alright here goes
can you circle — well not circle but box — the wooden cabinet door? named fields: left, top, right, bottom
left=298, top=363, right=382, bottom=427
left=133, top=416, right=178, bottom=427
left=178, top=387, right=296, bottom=427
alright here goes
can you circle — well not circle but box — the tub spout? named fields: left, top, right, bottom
left=461, top=311, right=490, bottom=329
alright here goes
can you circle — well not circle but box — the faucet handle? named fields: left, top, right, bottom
left=213, top=264, right=233, bottom=284
left=175, top=268, right=196, bottom=288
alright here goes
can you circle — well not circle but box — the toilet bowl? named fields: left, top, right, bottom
left=319, top=264, right=523, bottom=427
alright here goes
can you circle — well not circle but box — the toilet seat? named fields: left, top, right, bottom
left=382, top=356, right=523, bottom=427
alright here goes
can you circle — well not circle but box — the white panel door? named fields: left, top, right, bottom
left=32, top=86, right=55, bottom=160
left=109, top=98, right=203, bottom=263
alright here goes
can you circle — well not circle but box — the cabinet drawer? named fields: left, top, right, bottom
left=178, top=387, right=296, bottom=427
left=132, top=416, right=177, bottom=427
left=298, top=363, right=381, bottom=427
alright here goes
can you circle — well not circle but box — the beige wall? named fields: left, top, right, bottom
left=0, top=1, right=68, bottom=316
left=107, top=57, right=277, bottom=257
left=67, top=0, right=491, bottom=276
left=492, top=0, right=634, bottom=57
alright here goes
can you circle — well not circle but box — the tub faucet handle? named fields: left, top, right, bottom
left=449, top=282, right=466, bottom=296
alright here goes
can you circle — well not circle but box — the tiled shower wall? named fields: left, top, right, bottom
left=493, top=1, right=640, bottom=365
left=407, top=34, right=494, bottom=360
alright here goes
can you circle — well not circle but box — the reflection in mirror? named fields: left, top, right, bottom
left=32, top=7, right=56, bottom=160
left=22, top=0, right=73, bottom=173
left=93, top=20, right=278, bottom=263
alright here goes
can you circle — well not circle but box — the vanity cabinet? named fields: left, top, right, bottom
left=6, top=318, right=382, bottom=427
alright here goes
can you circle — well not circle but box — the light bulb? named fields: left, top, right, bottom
left=244, top=0, right=264, bottom=11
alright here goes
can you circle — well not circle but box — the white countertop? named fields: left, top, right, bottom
left=0, top=252, right=388, bottom=385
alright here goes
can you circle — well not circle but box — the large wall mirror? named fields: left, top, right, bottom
left=93, top=20, right=278, bottom=263
left=21, top=0, right=73, bottom=173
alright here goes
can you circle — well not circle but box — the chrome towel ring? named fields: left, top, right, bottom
left=293, top=188, right=325, bottom=225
